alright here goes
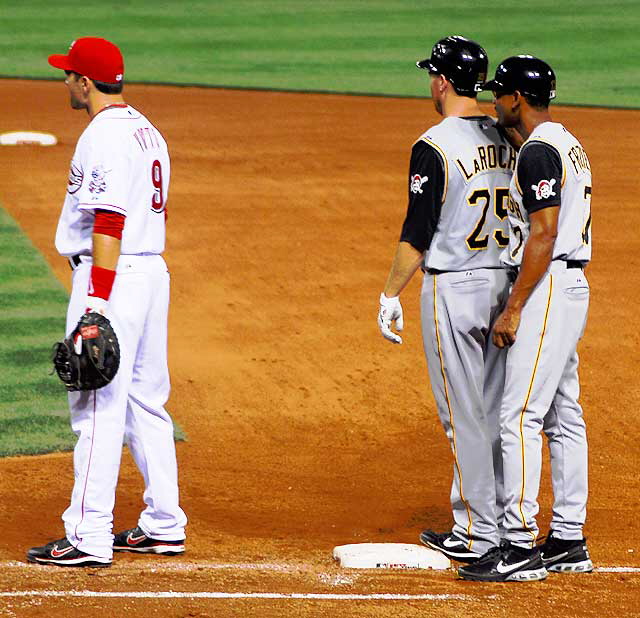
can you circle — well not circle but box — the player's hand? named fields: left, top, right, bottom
left=378, top=293, right=404, bottom=344
left=85, top=296, right=108, bottom=316
left=492, top=307, right=521, bottom=348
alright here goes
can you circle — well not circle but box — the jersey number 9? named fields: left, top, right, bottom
left=151, top=160, right=165, bottom=213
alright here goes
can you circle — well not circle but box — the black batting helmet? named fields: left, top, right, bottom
left=482, top=55, right=556, bottom=104
left=417, top=35, right=488, bottom=97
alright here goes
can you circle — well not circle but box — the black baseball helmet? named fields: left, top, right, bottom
left=416, top=35, right=488, bottom=96
left=482, top=55, right=556, bottom=103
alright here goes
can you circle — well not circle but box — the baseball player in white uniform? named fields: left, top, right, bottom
left=27, top=37, right=187, bottom=567
left=377, top=37, right=517, bottom=563
left=459, top=56, right=593, bottom=582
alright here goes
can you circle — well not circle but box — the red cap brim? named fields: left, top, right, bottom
left=48, top=54, right=74, bottom=71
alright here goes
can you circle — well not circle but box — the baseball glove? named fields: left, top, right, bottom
left=52, top=312, right=120, bottom=391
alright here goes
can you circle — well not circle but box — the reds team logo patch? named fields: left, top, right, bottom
left=531, top=178, right=556, bottom=200
left=89, top=165, right=110, bottom=196
left=410, top=174, right=429, bottom=194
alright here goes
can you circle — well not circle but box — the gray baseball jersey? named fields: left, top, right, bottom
left=499, top=121, right=591, bottom=546
left=400, top=116, right=517, bottom=554
left=417, top=116, right=516, bottom=271
left=503, top=121, right=592, bottom=267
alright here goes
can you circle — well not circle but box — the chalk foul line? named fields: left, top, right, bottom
left=2, top=561, right=638, bottom=573
left=0, top=590, right=477, bottom=601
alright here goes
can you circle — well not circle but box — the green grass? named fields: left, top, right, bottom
left=0, top=0, right=638, bottom=106
left=0, top=208, right=73, bottom=456
left=0, top=207, right=186, bottom=456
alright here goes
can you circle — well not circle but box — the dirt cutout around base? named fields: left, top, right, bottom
left=0, top=79, right=639, bottom=617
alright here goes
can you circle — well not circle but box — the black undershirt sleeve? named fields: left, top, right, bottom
left=399, top=140, right=446, bottom=253
left=518, top=141, right=563, bottom=213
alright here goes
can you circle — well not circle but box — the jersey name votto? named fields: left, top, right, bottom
left=55, top=105, right=171, bottom=258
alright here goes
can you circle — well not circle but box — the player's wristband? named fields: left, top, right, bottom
left=89, top=265, right=116, bottom=301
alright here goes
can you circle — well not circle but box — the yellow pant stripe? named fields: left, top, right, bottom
left=517, top=274, right=554, bottom=546
left=433, top=275, right=474, bottom=547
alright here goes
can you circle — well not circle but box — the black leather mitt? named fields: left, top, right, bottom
left=52, top=312, right=120, bottom=391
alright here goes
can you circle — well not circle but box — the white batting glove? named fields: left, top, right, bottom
left=378, top=293, right=404, bottom=344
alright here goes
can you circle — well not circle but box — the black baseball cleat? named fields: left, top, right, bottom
left=27, top=537, right=111, bottom=568
left=419, top=530, right=482, bottom=563
left=458, top=540, right=548, bottom=582
left=113, top=526, right=185, bottom=555
left=539, top=531, right=594, bottom=573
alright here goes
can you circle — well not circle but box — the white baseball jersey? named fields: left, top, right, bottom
left=57, top=102, right=186, bottom=558
left=503, top=121, right=592, bottom=267
left=418, top=116, right=516, bottom=271
left=55, top=104, right=170, bottom=257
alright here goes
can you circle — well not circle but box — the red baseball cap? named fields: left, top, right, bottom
left=48, top=37, right=124, bottom=84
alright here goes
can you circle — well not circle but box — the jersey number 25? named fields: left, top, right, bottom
left=466, top=187, right=509, bottom=251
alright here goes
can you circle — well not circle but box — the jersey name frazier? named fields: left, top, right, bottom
left=455, top=143, right=517, bottom=181
left=567, top=144, right=591, bottom=175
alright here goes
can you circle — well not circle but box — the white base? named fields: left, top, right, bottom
left=0, top=131, right=57, bottom=146
left=333, top=543, right=451, bottom=570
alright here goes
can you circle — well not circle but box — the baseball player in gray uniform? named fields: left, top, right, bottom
left=459, top=56, right=593, bottom=582
left=378, top=36, right=517, bottom=562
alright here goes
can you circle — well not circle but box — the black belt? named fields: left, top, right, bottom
left=68, top=254, right=88, bottom=270
left=425, top=260, right=586, bottom=277
left=424, top=266, right=511, bottom=275
left=68, top=253, right=160, bottom=270
left=508, top=259, right=586, bottom=277
left=565, top=260, right=586, bottom=269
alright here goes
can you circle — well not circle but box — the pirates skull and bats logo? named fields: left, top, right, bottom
left=531, top=178, right=556, bottom=201
left=410, top=174, right=429, bottom=194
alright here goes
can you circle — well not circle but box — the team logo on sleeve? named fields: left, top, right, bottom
left=88, top=165, right=111, bottom=196
left=67, top=161, right=83, bottom=195
left=410, top=174, right=429, bottom=194
left=531, top=178, right=556, bottom=200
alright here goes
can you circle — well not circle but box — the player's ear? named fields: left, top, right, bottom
left=79, top=75, right=92, bottom=91
left=512, top=90, right=522, bottom=111
left=439, top=75, right=452, bottom=94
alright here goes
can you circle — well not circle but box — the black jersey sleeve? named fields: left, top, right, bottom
left=518, top=141, right=563, bottom=213
left=399, top=140, right=446, bottom=253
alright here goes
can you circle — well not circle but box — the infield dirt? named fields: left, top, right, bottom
left=0, top=79, right=639, bottom=617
